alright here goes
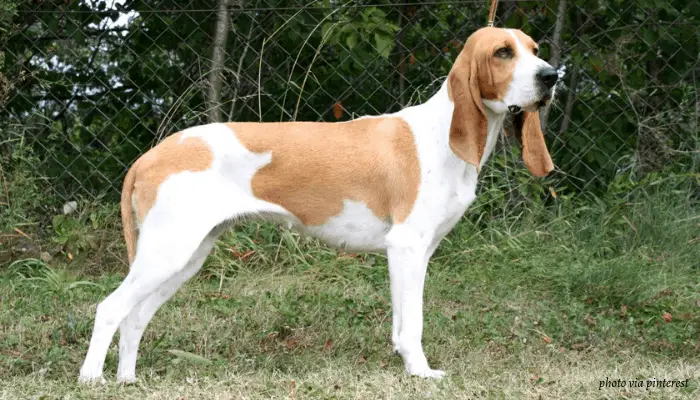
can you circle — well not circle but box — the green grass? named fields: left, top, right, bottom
left=0, top=184, right=698, bottom=399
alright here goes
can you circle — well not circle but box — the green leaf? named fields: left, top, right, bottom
left=46, top=16, right=59, bottom=35
left=346, top=33, right=358, bottom=50
left=374, top=33, right=393, bottom=59
left=379, top=20, right=400, bottom=33
left=66, top=281, right=104, bottom=291
left=340, top=22, right=356, bottom=33
left=167, top=349, right=213, bottom=365
left=90, top=212, right=99, bottom=229
left=52, top=214, right=66, bottom=232
left=369, top=7, right=386, bottom=19
left=321, top=22, right=335, bottom=42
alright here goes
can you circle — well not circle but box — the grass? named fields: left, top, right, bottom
left=0, top=180, right=698, bottom=399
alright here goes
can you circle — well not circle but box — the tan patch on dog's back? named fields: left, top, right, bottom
left=131, top=133, right=213, bottom=222
left=227, top=117, right=420, bottom=226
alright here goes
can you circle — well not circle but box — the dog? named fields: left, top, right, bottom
left=78, top=26, right=557, bottom=383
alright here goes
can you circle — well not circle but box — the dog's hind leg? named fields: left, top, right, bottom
left=78, top=208, right=225, bottom=384
left=115, top=229, right=221, bottom=383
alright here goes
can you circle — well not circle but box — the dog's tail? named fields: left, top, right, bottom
left=121, top=159, right=140, bottom=265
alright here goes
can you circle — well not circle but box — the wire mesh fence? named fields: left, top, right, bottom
left=1, top=0, right=698, bottom=213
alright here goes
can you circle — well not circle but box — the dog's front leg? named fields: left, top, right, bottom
left=389, top=253, right=403, bottom=354
left=386, top=226, right=445, bottom=379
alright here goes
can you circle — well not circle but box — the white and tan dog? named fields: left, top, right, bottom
left=79, top=27, right=557, bottom=383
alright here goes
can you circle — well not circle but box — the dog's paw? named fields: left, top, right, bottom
left=409, top=368, right=446, bottom=379
left=78, top=373, right=107, bottom=386
left=116, top=375, right=138, bottom=385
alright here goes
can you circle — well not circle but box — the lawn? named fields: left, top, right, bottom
left=0, top=186, right=698, bottom=399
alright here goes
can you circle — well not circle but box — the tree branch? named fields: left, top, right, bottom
left=548, top=0, right=567, bottom=69
left=558, top=65, right=578, bottom=136
left=540, top=0, right=567, bottom=132
left=207, top=0, right=231, bottom=123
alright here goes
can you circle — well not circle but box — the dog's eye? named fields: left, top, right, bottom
left=533, top=47, right=539, bottom=56
left=495, top=47, right=513, bottom=59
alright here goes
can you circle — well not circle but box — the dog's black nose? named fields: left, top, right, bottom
left=536, top=67, right=558, bottom=89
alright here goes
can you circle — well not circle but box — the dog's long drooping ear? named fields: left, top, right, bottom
left=448, top=48, right=487, bottom=173
left=513, top=110, right=554, bottom=177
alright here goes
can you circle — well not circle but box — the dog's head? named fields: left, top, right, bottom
left=447, top=27, right=556, bottom=177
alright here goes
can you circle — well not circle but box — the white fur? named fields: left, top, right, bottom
left=78, top=31, right=553, bottom=383
left=503, top=29, right=556, bottom=112
left=303, top=199, right=391, bottom=252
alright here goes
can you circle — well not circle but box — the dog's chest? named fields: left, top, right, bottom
left=426, top=167, right=479, bottom=241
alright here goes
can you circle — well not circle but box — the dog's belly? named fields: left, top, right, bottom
left=292, top=199, right=391, bottom=253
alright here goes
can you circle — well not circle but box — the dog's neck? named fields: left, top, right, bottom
left=399, top=79, right=505, bottom=171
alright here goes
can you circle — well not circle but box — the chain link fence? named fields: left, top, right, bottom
left=1, top=0, right=698, bottom=213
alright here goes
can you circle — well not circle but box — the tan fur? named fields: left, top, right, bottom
left=509, top=31, right=554, bottom=177
left=476, top=31, right=518, bottom=101
left=447, top=77, right=453, bottom=101
left=227, top=117, right=420, bottom=226
left=448, top=27, right=517, bottom=171
left=118, top=27, right=551, bottom=264
left=514, top=110, right=554, bottom=177
left=448, top=27, right=553, bottom=177
left=125, top=133, right=214, bottom=236
left=512, top=30, right=539, bottom=54
left=121, top=158, right=140, bottom=264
